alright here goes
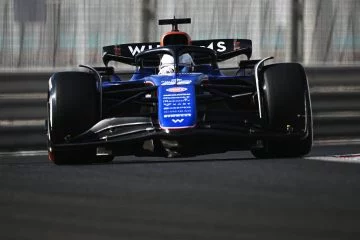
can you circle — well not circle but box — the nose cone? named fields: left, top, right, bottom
left=158, top=84, right=197, bottom=130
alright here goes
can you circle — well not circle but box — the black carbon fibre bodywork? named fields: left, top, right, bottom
left=47, top=18, right=312, bottom=163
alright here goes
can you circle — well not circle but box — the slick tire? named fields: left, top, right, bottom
left=47, top=71, right=100, bottom=165
left=251, top=63, right=313, bottom=159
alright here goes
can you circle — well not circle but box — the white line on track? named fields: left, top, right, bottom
left=0, top=140, right=359, bottom=159
left=306, top=154, right=360, bottom=163
left=314, top=138, right=360, bottom=146
left=0, top=93, right=46, bottom=100
left=0, top=150, right=47, bottom=157
left=0, top=119, right=44, bottom=127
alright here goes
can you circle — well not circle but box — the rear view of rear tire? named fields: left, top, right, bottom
left=251, top=63, right=313, bottom=158
left=47, top=71, right=99, bottom=165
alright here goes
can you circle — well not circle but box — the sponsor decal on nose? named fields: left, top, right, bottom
left=171, top=119, right=184, bottom=123
left=166, top=87, right=188, bottom=93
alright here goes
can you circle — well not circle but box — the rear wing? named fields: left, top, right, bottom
left=102, top=39, right=252, bottom=66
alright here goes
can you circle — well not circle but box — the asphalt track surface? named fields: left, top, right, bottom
left=1, top=144, right=360, bottom=240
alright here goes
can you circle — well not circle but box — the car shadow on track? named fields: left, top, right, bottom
left=104, top=151, right=258, bottom=165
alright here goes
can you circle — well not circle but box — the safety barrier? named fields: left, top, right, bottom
left=0, top=67, right=359, bottom=150
left=307, top=67, right=360, bottom=140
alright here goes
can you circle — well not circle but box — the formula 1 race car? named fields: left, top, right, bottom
left=47, top=18, right=313, bottom=164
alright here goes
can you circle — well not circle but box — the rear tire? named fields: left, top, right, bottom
left=47, top=71, right=100, bottom=165
left=251, top=63, right=313, bottom=158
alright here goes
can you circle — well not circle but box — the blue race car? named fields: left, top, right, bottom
left=47, top=18, right=313, bottom=164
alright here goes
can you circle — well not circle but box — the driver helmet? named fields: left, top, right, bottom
left=158, top=53, right=194, bottom=74
left=159, top=54, right=175, bottom=75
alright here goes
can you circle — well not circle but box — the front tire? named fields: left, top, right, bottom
left=47, top=71, right=100, bottom=165
left=251, top=63, right=313, bottom=158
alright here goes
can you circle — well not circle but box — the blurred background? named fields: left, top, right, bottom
left=0, top=0, right=359, bottom=71
left=0, top=0, right=360, bottom=150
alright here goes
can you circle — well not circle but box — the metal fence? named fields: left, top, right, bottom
left=0, top=0, right=359, bottom=70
